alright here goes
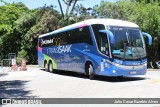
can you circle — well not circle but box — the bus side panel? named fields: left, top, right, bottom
left=38, top=47, right=44, bottom=68
left=74, top=47, right=102, bottom=72
left=42, top=47, right=57, bottom=69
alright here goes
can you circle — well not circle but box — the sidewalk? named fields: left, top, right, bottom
left=147, top=69, right=160, bottom=71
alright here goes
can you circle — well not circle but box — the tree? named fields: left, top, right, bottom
left=0, top=2, right=29, bottom=59
left=16, top=6, right=61, bottom=64
left=0, top=1, right=61, bottom=64
left=0, top=0, right=159, bottom=67
left=57, top=0, right=78, bottom=20
left=131, top=0, right=160, bottom=3
left=94, top=1, right=125, bottom=19
left=71, top=4, right=93, bottom=22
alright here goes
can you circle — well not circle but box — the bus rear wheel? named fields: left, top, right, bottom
left=89, top=64, right=95, bottom=80
left=45, top=62, right=49, bottom=72
left=49, top=61, right=53, bottom=73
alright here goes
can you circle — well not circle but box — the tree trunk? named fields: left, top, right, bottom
left=58, top=0, right=64, bottom=19
left=65, top=0, right=73, bottom=19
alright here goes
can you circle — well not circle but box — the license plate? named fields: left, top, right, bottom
left=130, top=71, right=136, bottom=74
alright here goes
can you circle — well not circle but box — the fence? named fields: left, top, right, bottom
left=0, top=59, right=12, bottom=72
left=0, top=58, right=24, bottom=72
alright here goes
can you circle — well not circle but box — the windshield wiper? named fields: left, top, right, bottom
left=123, top=43, right=126, bottom=61
left=133, top=42, right=142, bottom=62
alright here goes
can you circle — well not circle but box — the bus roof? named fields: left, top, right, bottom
left=39, top=19, right=139, bottom=38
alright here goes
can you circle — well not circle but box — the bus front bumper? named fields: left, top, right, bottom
left=97, top=63, right=147, bottom=77
left=108, top=63, right=147, bottom=76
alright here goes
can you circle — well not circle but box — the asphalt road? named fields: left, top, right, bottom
left=0, top=67, right=160, bottom=98
left=0, top=67, right=160, bottom=107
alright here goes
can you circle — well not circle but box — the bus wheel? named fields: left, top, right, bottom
left=49, top=62, right=53, bottom=73
left=89, top=64, right=95, bottom=80
left=45, top=62, right=49, bottom=72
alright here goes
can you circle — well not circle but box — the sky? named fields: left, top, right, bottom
left=0, top=0, right=117, bottom=12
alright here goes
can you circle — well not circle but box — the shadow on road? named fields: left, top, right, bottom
left=41, top=69, right=148, bottom=82
left=95, top=76, right=148, bottom=82
left=0, top=80, right=37, bottom=98
left=54, top=70, right=88, bottom=79
left=0, top=73, right=8, bottom=77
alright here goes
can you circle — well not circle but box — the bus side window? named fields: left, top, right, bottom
left=78, top=26, right=93, bottom=45
left=99, top=33, right=109, bottom=55
left=91, top=24, right=106, bottom=52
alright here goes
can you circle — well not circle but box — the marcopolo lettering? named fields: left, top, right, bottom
left=49, top=45, right=72, bottom=53
left=42, top=39, right=53, bottom=45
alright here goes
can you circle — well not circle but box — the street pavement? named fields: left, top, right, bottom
left=0, top=67, right=160, bottom=107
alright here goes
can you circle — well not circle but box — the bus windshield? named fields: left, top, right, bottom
left=109, top=26, right=146, bottom=60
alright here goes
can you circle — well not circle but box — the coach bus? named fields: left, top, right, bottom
left=38, top=19, right=152, bottom=79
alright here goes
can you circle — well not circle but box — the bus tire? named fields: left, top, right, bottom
left=49, top=61, right=53, bottom=73
left=89, top=64, right=95, bottom=80
left=45, top=62, right=49, bottom=72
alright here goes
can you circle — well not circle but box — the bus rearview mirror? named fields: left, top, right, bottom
left=142, top=32, right=152, bottom=45
left=99, top=30, right=115, bottom=44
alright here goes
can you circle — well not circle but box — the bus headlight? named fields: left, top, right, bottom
left=113, top=70, right=116, bottom=74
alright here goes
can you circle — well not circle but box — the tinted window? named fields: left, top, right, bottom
left=65, top=26, right=93, bottom=45
left=79, top=26, right=93, bottom=45
left=91, top=24, right=105, bottom=51
left=39, top=26, right=93, bottom=47
left=39, top=33, right=67, bottom=47
left=40, top=36, right=54, bottom=47
left=98, top=33, right=109, bottom=55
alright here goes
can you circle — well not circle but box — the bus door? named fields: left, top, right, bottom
left=99, top=32, right=109, bottom=56
left=98, top=32, right=110, bottom=72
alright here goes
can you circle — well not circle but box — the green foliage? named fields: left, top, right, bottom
left=17, top=49, right=28, bottom=59
left=17, top=49, right=28, bottom=65
left=72, top=4, right=92, bottom=21
left=0, top=2, right=60, bottom=64
left=0, top=2, right=28, bottom=59
left=0, top=0, right=159, bottom=68
left=30, top=7, right=60, bottom=35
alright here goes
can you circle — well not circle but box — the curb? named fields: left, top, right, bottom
left=147, top=69, right=160, bottom=71
left=27, top=65, right=38, bottom=68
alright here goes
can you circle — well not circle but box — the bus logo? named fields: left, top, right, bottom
left=48, top=45, right=72, bottom=53
left=41, top=39, right=53, bottom=45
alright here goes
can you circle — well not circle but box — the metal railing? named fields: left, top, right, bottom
left=0, top=59, right=12, bottom=72
left=0, top=60, right=2, bottom=69
left=0, top=58, right=24, bottom=71
left=2, top=59, right=12, bottom=67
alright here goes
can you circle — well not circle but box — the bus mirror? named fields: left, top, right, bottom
left=99, top=30, right=115, bottom=43
left=142, top=32, right=152, bottom=45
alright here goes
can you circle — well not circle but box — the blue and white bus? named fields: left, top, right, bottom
left=38, top=19, right=152, bottom=79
